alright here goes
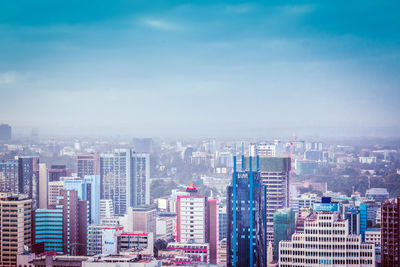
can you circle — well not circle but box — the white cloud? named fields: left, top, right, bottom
left=139, top=18, right=182, bottom=31
left=0, top=71, right=20, bottom=84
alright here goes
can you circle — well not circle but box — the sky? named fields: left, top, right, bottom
left=0, top=0, right=399, bottom=138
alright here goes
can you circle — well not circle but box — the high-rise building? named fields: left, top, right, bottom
left=244, top=156, right=290, bottom=244
left=279, top=210, right=375, bottom=266
left=0, top=192, right=32, bottom=266
left=381, top=196, right=400, bottom=267
left=18, top=156, right=40, bottom=208
left=48, top=165, right=72, bottom=182
left=38, top=163, right=48, bottom=209
left=218, top=211, right=228, bottom=241
left=87, top=224, right=122, bottom=256
left=344, top=205, right=360, bottom=235
left=33, top=208, right=63, bottom=253
left=227, top=156, right=266, bottom=267
left=273, top=208, right=295, bottom=260
left=77, top=153, right=100, bottom=179
left=100, top=149, right=150, bottom=216
left=100, top=149, right=131, bottom=216
left=130, top=153, right=150, bottom=207
left=0, top=158, right=18, bottom=193
left=0, top=124, right=11, bottom=141
left=57, top=189, right=88, bottom=256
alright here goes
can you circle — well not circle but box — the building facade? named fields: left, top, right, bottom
left=279, top=211, right=375, bottom=266
left=381, top=196, right=400, bottom=267
left=33, top=208, right=63, bottom=253
left=0, top=192, right=32, bottom=267
left=77, top=153, right=100, bottom=179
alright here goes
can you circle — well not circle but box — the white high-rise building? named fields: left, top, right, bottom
left=100, top=149, right=150, bottom=216
left=100, top=199, right=114, bottom=218
left=279, top=211, right=375, bottom=266
left=48, top=180, right=64, bottom=206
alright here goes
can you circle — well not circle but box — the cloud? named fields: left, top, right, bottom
left=0, top=71, right=20, bottom=84
left=139, top=18, right=182, bottom=31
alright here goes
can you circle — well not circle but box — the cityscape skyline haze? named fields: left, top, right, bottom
left=0, top=0, right=399, bottom=138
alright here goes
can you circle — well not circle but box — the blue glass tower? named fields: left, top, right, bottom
left=360, top=203, right=367, bottom=242
left=227, top=156, right=266, bottom=267
left=34, top=208, right=63, bottom=253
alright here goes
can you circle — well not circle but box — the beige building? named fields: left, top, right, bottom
left=48, top=181, right=64, bottom=206
left=0, top=192, right=32, bottom=266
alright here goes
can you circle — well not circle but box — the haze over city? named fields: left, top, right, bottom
left=1, top=0, right=399, bottom=138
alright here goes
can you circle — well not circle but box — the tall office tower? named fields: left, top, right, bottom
left=100, top=149, right=131, bottom=216
left=279, top=210, right=375, bottom=266
left=227, top=156, right=266, bottom=267
left=273, top=208, right=295, bottom=260
left=0, top=192, right=32, bottom=267
left=33, top=208, right=63, bottom=253
left=366, top=188, right=389, bottom=203
left=38, top=163, right=48, bottom=209
left=100, top=149, right=150, bottom=216
left=0, top=159, right=18, bottom=193
left=48, top=165, right=72, bottom=182
left=381, top=196, right=400, bottom=267
left=48, top=180, right=64, bottom=206
left=61, top=175, right=101, bottom=224
left=77, top=153, right=100, bottom=179
left=0, top=124, right=11, bottom=141
left=122, top=206, right=156, bottom=236
left=244, top=156, right=291, bottom=243
left=100, top=199, right=114, bottom=218
left=130, top=152, right=150, bottom=207
left=18, top=156, right=40, bottom=208
left=57, top=189, right=88, bottom=256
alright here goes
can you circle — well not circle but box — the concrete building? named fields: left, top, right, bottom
left=0, top=192, right=32, bottom=267
left=48, top=180, right=64, bottom=206
left=122, top=206, right=156, bottom=237
left=293, top=193, right=317, bottom=214
left=77, top=153, right=100, bottom=179
left=381, top=196, right=400, bottom=267
left=82, top=254, right=160, bottom=267
left=87, top=225, right=122, bottom=256
left=156, top=216, right=174, bottom=241
left=159, top=242, right=209, bottom=264
left=118, top=232, right=154, bottom=256
left=273, top=208, right=295, bottom=260
left=217, top=238, right=227, bottom=266
left=279, top=211, right=375, bottom=266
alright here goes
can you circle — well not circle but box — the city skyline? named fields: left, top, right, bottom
left=0, top=0, right=399, bottom=138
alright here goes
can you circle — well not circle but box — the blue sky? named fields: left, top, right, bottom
left=0, top=0, right=399, bottom=138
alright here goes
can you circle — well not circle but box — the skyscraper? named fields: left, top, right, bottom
left=227, top=156, right=266, bottom=267
left=100, top=149, right=131, bottom=216
left=33, top=208, right=63, bottom=253
left=0, top=192, right=32, bottom=266
left=48, top=165, right=72, bottom=182
left=77, top=153, right=100, bottom=179
left=18, top=156, right=40, bottom=208
left=38, top=163, right=48, bottom=209
left=273, top=208, right=295, bottom=260
left=100, top=149, right=150, bottom=216
left=381, top=196, right=400, bottom=267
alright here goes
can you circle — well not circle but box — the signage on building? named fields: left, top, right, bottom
left=102, top=228, right=117, bottom=255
